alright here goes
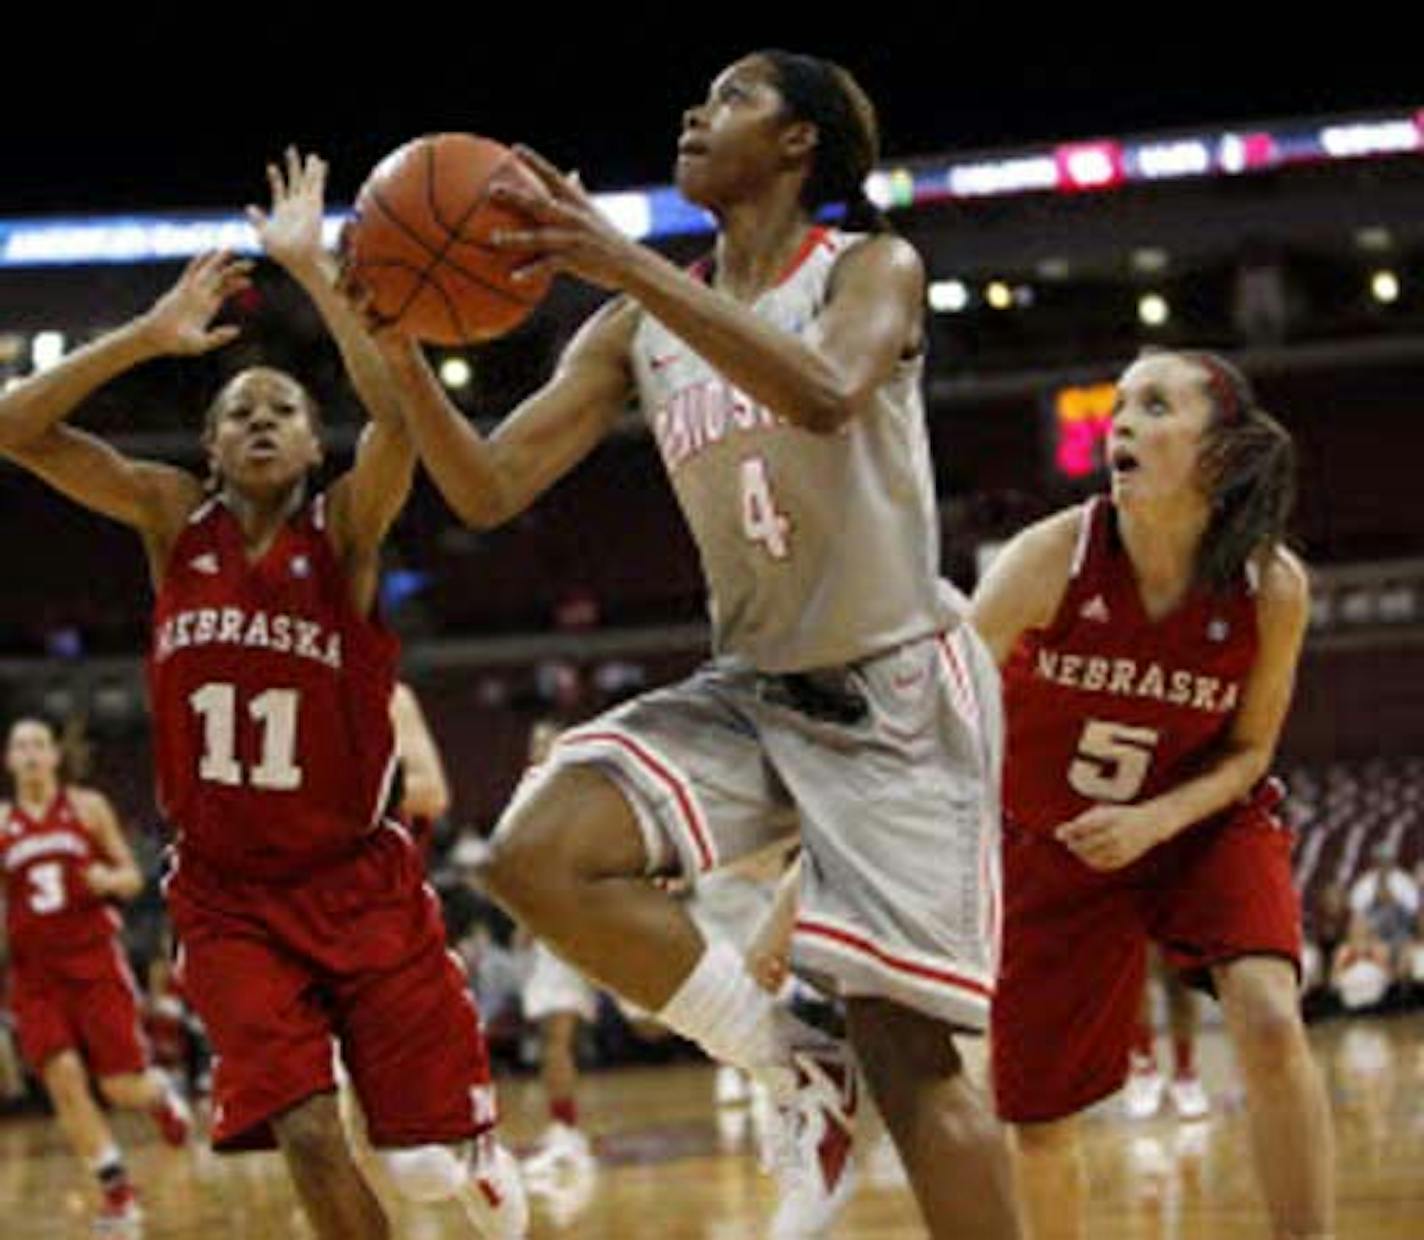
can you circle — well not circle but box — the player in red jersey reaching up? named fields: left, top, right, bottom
left=972, top=349, right=1334, bottom=1239
left=374, top=50, right=1021, bottom=1238
left=1, top=717, right=191, bottom=1232
left=0, top=151, right=525, bottom=1240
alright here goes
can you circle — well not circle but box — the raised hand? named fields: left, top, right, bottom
left=138, top=252, right=251, bottom=356
left=488, top=145, right=643, bottom=290
left=248, top=146, right=330, bottom=277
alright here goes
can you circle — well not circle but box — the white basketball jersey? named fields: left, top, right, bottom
left=630, top=226, right=962, bottom=672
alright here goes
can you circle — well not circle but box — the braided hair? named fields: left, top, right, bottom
left=755, top=50, right=888, bottom=233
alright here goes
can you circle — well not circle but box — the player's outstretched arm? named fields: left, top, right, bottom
left=374, top=296, right=637, bottom=529
left=249, top=147, right=416, bottom=570
left=489, top=146, right=923, bottom=435
left=0, top=255, right=249, bottom=567
left=967, top=507, right=1083, bottom=666
left=0, top=251, right=248, bottom=452
left=74, top=789, right=145, bottom=902
left=391, top=682, right=451, bottom=821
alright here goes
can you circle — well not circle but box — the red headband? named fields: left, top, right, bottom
left=1192, top=354, right=1243, bottom=425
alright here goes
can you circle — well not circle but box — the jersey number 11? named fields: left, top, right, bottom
left=189, top=683, right=304, bottom=791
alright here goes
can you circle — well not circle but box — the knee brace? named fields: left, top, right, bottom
left=379, top=1143, right=466, bottom=1203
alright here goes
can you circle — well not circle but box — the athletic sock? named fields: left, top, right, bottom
left=658, top=940, right=792, bottom=1094
left=91, top=1146, right=127, bottom=1191
left=1129, top=1019, right=1156, bottom=1069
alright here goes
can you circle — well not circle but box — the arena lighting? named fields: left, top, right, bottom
left=30, top=331, right=64, bottom=372
left=985, top=281, right=1013, bottom=310
left=438, top=357, right=473, bottom=389
left=1138, top=292, right=1171, bottom=327
left=1370, top=270, right=1401, bottom=304
left=1, top=107, right=1421, bottom=266
left=928, top=279, right=970, bottom=313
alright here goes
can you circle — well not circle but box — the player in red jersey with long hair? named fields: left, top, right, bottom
left=0, top=152, right=525, bottom=1240
left=972, top=349, right=1334, bottom=1239
left=1, top=716, right=191, bottom=1231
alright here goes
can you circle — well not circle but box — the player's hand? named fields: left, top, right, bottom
left=747, top=945, right=792, bottom=995
left=83, top=863, right=116, bottom=896
left=248, top=147, right=331, bottom=278
left=1055, top=803, right=1169, bottom=871
left=488, top=145, right=643, bottom=290
left=137, top=251, right=250, bottom=355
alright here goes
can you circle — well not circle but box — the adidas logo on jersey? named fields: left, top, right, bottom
left=290, top=555, right=311, bottom=579
left=1207, top=618, right=1230, bottom=642
left=1080, top=595, right=1110, bottom=622
left=189, top=553, right=219, bottom=575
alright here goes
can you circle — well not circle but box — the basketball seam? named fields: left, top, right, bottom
left=361, top=171, right=537, bottom=338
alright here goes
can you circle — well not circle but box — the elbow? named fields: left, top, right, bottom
left=451, top=491, right=508, bottom=531
left=795, top=388, right=862, bottom=435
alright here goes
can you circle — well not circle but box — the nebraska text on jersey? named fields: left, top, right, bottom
left=1034, top=647, right=1241, bottom=714
left=154, top=607, right=342, bottom=668
left=3, top=830, right=90, bottom=871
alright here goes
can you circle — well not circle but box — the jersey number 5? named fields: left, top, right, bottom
left=27, top=861, right=66, bottom=914
left=740, top=457, right=791, bottom=560
left=1068, top=719, right=1160, bottom=802
left=189, top=683, right=304, bottom=791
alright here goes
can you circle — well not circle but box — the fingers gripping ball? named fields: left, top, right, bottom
left=343, top=133, right=554, bottom=345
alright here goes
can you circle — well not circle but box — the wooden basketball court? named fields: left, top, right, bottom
left=0, top=1013, right=1419, bottom=1237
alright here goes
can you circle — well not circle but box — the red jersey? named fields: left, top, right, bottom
left=1, top=789, right=121, bottom=964
left=147, top=494, right=399, bottom=882
left=1003, top=497, right=1263, bottom=837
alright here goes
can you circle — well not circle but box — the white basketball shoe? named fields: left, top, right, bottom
left=456, top=1133, right=529, bottom=1239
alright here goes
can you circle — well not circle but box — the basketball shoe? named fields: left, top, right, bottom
left=764, top=1035, right=861, bottom=1238
left=456, top=1132, right=530, bottom=1239
left=1123, top=1055, right=1165, bottom=1120
left=521, top=1121, right=594, bottom=1178
left=1168, top=1074, right=1210, bottom=1120
left=93, top=1181, right=142, bottom=1234
left=150, top=1084, right=193, bottom=1147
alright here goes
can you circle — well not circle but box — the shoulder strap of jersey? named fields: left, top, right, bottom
left=1037, top=499, right=1111, bottom=639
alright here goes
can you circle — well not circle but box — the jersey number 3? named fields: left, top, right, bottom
left=189, top=683, right=304, bottom=791
left=1068, top=719, right=1160, bottom=802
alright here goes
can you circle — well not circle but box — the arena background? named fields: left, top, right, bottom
left=0, top=18, right=1420, bottom=1235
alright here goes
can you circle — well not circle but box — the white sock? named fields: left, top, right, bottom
left=659, top=940, right=792, bottom=1094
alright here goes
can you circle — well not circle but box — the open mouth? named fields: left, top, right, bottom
left=246, top=437, right=279, bottom=460
left=676, top=136, right=709, bottom=159
left=1110, top=447, right=1140, bottom=474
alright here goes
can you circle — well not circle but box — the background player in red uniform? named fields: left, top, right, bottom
left=971, top=349, right=1334, bottom=1239
left=0, top=151, right=525, bottom=1240
left=1, top=716, right=191, bottom=1231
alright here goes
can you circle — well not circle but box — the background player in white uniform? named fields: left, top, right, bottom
left=376, top=50, right=1021, bottom=1236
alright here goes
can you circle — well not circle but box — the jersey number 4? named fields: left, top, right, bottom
left=189, top=683, right=304, bottom=791
left=1068, top=719, right=1160, bottom=802
left=740, top=457, right=791, bottom=560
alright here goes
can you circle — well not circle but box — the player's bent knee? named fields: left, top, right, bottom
left=379, top=1144, right=465, bottom=1203
left=1013, top=1117, right=1081, bottom=1158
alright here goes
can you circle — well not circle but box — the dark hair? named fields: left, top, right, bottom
left=755, top=50, right=888, bottom=233
left=1175, top=350, right=1297, bottom=590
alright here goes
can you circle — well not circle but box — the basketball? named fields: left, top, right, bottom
left=342, top=133, right=554, bottom=346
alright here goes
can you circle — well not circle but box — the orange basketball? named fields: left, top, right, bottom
left=342, top=133, right=554, bottom=346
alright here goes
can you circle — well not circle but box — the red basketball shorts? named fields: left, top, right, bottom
left=10, top=939, right=150, bottom=1078
left=167, top=822, right=493, bottom=1151
left=992, top=799, right=1301, bottom=1124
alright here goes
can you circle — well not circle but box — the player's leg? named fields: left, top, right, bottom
left=272, top=1092, right=391, bottom=1240
left=1153, top=797, right=1333, bottom=1237
left=846, top=998, right=1018, bottom=1238
left=40, top=1049, right=142, bottom=1225
left=81, top=959, right=193, bottom=1145
left=1123, top=968, right=1165, bottom=1118
left=1162, top=964, right=1209, bottom=1118
left=481, top=675, right=801, bottom=1088
left=1213, top=956, right=1334, bottom=1238
left=1008, top=1116, right=1086, bottom=1240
